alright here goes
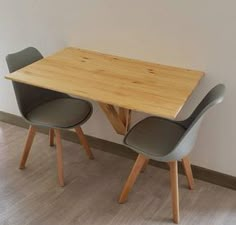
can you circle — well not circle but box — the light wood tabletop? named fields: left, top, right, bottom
left=6, top=47, right=204, bottom=118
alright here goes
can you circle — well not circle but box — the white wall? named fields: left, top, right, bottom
left=0, top=0, right=235, bottom=176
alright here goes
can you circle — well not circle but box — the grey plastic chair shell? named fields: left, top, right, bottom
left=124, top=84, right=225, bottom=162
left=6, top=47, right=93, bottom=129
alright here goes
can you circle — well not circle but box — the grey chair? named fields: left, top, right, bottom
left=6, top=47, right=94, bottom=187
left=118, top=84, right=225, bottom=224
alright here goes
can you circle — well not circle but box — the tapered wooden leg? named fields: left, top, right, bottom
left=169, top=161, right=180, bottom=224
left=54, top=129, right=64, bottom=187
left=182, top=156, right=194, bottom=190
left=75, top=127, right=94, bottom=160
left=19, top=125, right=36, bottom=169
left=49, top=128, right=55, bottom=146
left=119, top=154, right=147, bottom=203
left=141, top=158, right=149, bottom=173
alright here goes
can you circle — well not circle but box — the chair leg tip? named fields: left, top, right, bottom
left=173, top=218, right=180, bottom=224
left=188, top=184, right=194, bottom=190
left=173, top=213, right=180, bottom=224
left=59, top=182, right=65, bottom=187
left=118, top=197, right=127, bottom=204
left=19, top=166, right=25, bottom=169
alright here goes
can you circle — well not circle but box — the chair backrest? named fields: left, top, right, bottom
left=6, top=47, right=67, bottom=118
left=160, top=84, right=225, bottom=161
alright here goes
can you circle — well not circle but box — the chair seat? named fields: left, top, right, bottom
left=124, top=117, right=186, bottom=158
left=26, top=98, right=92, bottom=128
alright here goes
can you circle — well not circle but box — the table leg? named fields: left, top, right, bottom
left=98, top=102, right=131, bottom=135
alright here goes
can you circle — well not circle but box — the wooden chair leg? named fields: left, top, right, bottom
left=169, top=161, right=180, bottom=224
left=119, top=154, right=147, bottom=204
left=74, top=127, right=94, bottom=160
left=182, top=156, right=194, bottom=190
left=54, top=129, right=64, bottom=187
left=141, top=158, right=149, bottom=173
left=19, top=125, right=36, bottom=169
left=49, top=128, right=55, bottom=146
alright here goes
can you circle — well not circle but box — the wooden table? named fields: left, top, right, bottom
left=5, top=47, right=204, bottom=135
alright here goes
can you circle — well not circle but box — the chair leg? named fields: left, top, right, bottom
left=182, top=156, right=194, bottom=190
left=119, top=154, right=147, bottom=204
left=141, top=158, right=149, bottom=173
left=49, top=128, right=55, bottom=146
left=54, top=129, right=64, bottom=187
left=169, top=161, right=180, bottom=224
left=19, top=125, right=36, bottom=169
left=74, top=127, right=94, bottom=160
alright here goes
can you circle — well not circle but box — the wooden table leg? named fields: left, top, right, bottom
left=99, top=102, right=132, bottom=135
left=119, top=108, right=132, bottom=132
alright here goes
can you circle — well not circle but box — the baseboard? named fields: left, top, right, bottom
left=0, top=111, right=235, bottom=190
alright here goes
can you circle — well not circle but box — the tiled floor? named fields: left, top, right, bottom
left=0, top=121, right=235, bottom=225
